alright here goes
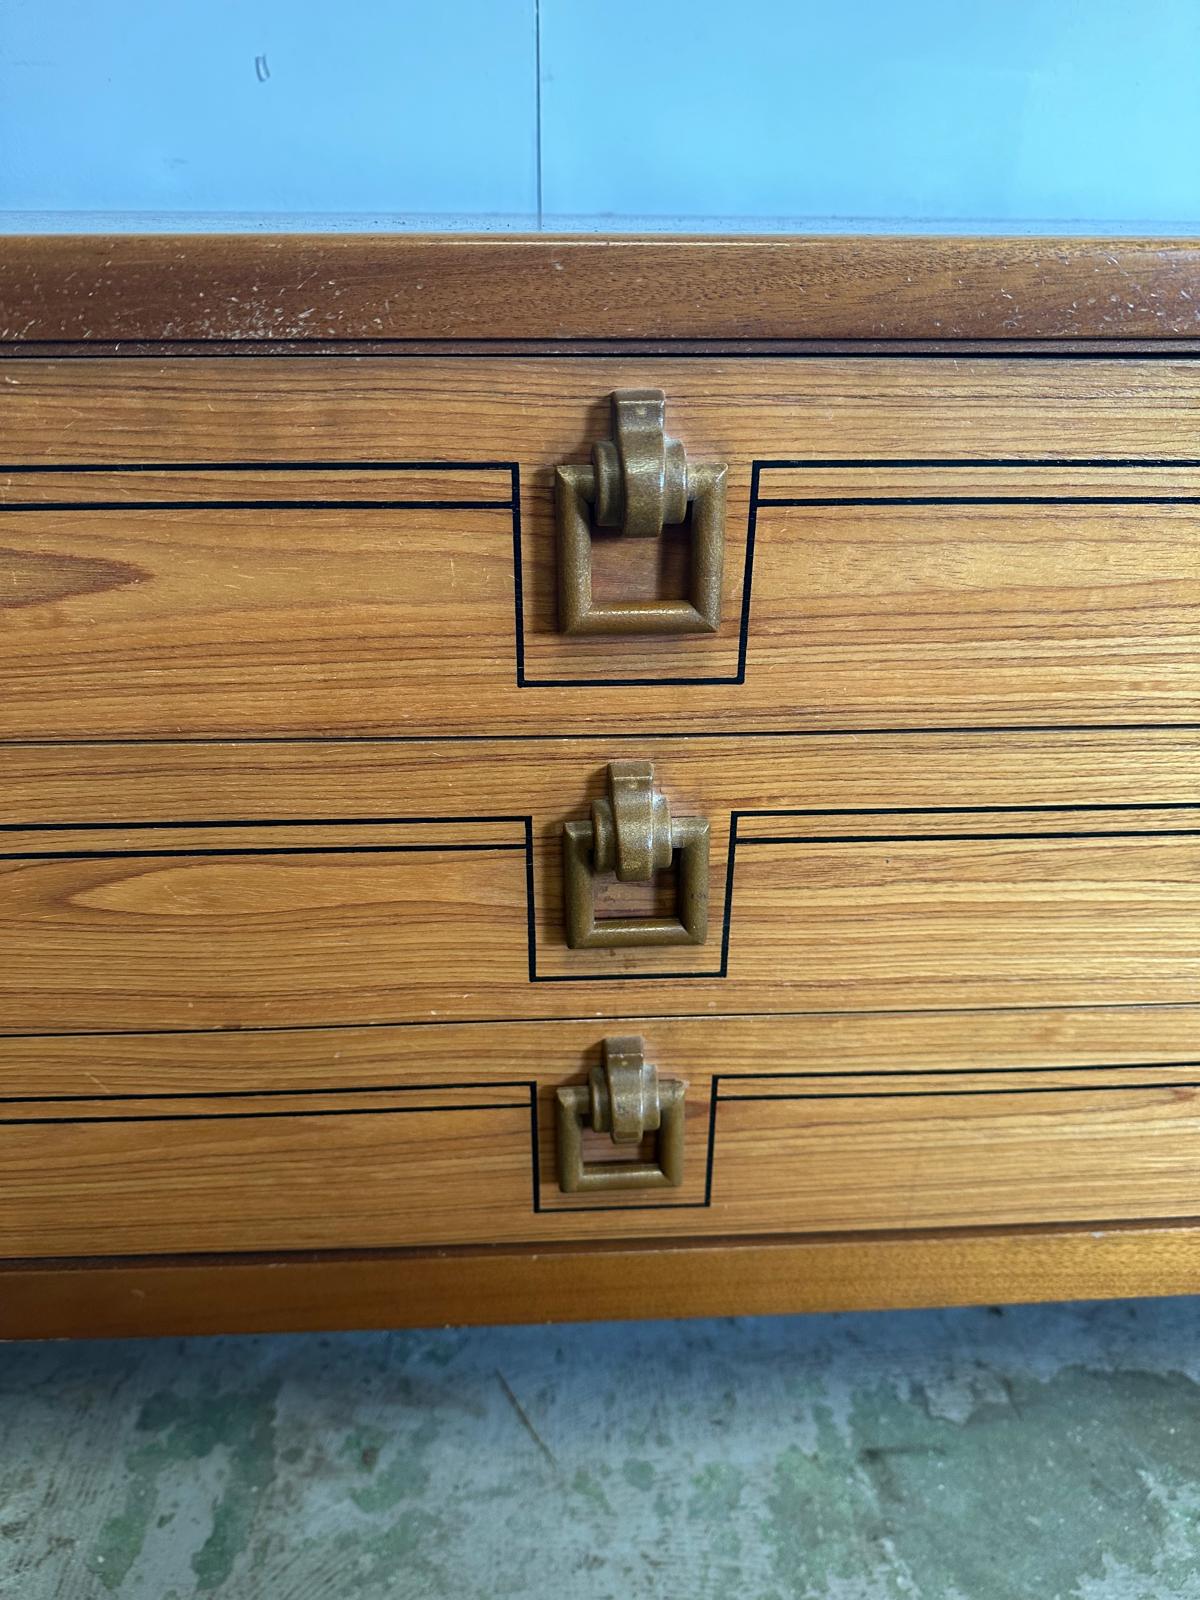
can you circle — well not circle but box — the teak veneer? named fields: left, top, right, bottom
left=7, top=360, right=1200, bottom=736
left=3, top=235, right=1200, bottom=1336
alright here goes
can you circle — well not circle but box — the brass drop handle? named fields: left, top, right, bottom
left=555, top=389, right=727, bottom=635
left=563, top=760, right=710, bottom=949
left=556, top=1036, right=685, bottom=1193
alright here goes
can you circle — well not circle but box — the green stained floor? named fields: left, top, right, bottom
left=1, top=1298, right=1198, bottom=1598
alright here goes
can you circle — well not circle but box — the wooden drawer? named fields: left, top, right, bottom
left=4, top=1007, right=1200, bottom=1259
left=5, top=357, right=1200, bottom=738
left=3, top=732, right=1198, bottom=1031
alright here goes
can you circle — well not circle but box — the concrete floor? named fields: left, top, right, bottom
left=1, top=1299, right=1198, bottom=1599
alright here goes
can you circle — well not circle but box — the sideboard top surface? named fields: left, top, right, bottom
left=3, top=235, right=1200, bottom=344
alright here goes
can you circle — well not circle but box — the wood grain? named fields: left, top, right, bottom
left=0, top=822, right=531, bottom=1031
left=2, top=1223, right=1198, bottom=1340
left=9, top=729, right=1197, bottom=826
left=3, top=736, right=1199, bottom=1031
left=8, top=1004, right=1198, bottom=1098
left=713, top=1072, right=1200, bottom=1233
left=4, top=1038, right=1199, bottom=1258
left=5, top=236, right=1200, bottom=1328
left=5, top=358, right=1200, bottom=735
left=0, top=500, right=518, bottom=739
left=0, top=1087, right=534, bottom=1257
left=3, top=235, right=1200, bottom=342
left=2, top=1005, right=1198, bottom=1252
left=725, top=832, right=1200, bottom=1011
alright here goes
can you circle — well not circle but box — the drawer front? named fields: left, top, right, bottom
left=4, top=1008, right=1200, bottom=1257
left=3, top=734, right=1198, bottom=1031
left=4, top=357, right=1200, bottom=738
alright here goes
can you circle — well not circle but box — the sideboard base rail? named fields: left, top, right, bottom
left=2, top=1223, right=1196, bottom=1341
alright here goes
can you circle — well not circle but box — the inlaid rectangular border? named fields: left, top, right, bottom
left=11, top=453, right=1200, bottom=711
left=6, top=799, right=1199, bottom=1001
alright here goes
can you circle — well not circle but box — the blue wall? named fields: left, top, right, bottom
left=2, top=0, right=1199, bottom=230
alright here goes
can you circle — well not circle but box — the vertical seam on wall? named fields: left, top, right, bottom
left=534, top=0, right=544, bottom=227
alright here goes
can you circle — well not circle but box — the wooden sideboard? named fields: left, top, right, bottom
left=3, top=234, right=1200, bottom=1337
